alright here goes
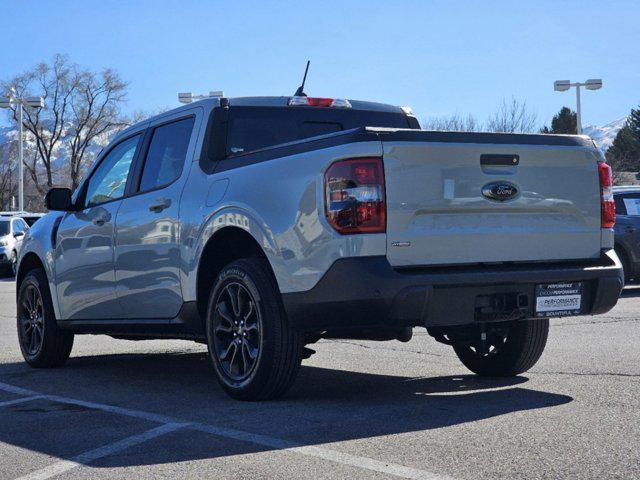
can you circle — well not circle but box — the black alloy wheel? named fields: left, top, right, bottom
left=18, top=284, right=45, bottom=356
left=453, top=319, right=549, bottom=377
left=17, top=269, right=74, bottom=367
left=212, top=282, right=263, bottom=382
left=206, top=258, right=303, bottom=401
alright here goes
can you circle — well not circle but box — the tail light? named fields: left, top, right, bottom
left=325, top=158, right=386, bottom=234
left=288, top=96, right=352, bottom=108
left=598, top=161, right=615, bottom=228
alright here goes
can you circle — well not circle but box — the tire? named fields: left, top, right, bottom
left=205, top=257, right=303, bottom=401
left=17, top=269, right=74, bottom=368
left=616, top=247, right=632, bottom=284
left=452, top=319, right=549, bottom=377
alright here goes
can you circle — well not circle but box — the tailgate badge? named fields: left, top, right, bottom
left=481, top=181, right=519, bottom=202
left=392, top=241, right=411, bottom=247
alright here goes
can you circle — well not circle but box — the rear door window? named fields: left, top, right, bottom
left=139, top=117, right=195, bottom=192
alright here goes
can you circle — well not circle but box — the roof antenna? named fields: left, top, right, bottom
left=293, top=60, right=310, bottom=97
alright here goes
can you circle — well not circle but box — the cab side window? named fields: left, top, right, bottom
left=138, top=117, right=195, bottom=192
left=84, top=134, right=141, bottom=207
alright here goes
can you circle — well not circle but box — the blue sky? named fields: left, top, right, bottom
left=1, top=0, right=638, bottom=128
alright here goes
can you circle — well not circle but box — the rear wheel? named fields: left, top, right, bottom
left=206, top=257, right=303, bottom=401
left=452, top=319, right=549, bottom=376
left=17, top=269, right=74, bottom=367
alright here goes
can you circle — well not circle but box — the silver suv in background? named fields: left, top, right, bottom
left=0, top=216, right=29, bottom=276
left=16, top=95, right=623, bottom=401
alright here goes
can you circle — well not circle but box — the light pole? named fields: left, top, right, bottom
left=553, top=79, right=602, bottom=135
left=0, top=88, right=44, bottom=212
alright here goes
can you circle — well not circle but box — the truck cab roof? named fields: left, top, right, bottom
left=123, top=95, right=410, bottom=127
left=227, top=96, right=409, bottom=113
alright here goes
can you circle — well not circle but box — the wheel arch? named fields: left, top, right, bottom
left=195, top=226, right=277, bottom=321
left=16, top=252, right=47, bottom=299
left=16, top=250, right=60, bottom=322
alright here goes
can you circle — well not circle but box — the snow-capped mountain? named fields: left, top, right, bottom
left=583, top=118, right=626, bottom=153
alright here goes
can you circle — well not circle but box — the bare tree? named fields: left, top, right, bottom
left=422, top=113, right=481, bottom=132
left=486, top=97, right=538, bottom=133
left=0, top=142, right=17, bottom=210
left=1, top=54, right=128, bottom=192
left=66, top=68, right=128, bottom=189
left=606, top=150, right=636, bottom=185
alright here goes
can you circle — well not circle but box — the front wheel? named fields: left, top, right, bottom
left=206, top=257, right=303, bottom=401
left=452, top=319, right=549, bottom=376
left=17, top=269, right=74, bottom=368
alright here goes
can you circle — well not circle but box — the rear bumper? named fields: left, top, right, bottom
left=282, top=249, right=624, bottom=331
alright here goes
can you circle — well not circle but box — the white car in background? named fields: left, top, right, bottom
left=0, top=212, right=44, bottom=227
left=0, top=216, right=29, bottom=276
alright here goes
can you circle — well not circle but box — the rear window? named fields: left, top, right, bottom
left=226, top=106, right=412, bottom=156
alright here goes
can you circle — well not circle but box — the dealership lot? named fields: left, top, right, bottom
left=0, top=276, right=638, bottom=480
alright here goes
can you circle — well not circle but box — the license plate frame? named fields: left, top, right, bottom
left=535, top=282, right=583, bottom=317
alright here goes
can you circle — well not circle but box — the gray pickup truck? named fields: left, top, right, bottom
left=17, top=95, right=623, bottom=400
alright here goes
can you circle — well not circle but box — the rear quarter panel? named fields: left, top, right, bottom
left=180, top=140, right=386, bottom=298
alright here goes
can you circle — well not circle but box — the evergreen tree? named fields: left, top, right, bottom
left=540, top=107, right=577, bottom=134
left=606, top=106, right=640, bottom=173
left=629, top=107, right=640, bottom=139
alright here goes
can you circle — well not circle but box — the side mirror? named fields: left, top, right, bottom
left=45, top=188, right=74, bottom=211
left=14, top=231, right=24, bottom=238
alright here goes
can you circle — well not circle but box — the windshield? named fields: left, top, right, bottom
left=0, top=221, right=9, bottom=236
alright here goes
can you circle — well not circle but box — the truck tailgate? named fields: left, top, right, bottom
left=381, top=131, right=602, bottom=267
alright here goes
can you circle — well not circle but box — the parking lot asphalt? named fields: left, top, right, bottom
left=0, top=276, right=638, bottom=480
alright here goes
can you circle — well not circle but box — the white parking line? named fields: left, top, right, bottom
left=0, top=381, right=455, bottom=480
left=0, top=382, right=178, bottom=424
left=14, top=423, right=189, bottom=480
left=0, top=395, right=42, bottom=408
left=193, top=423, right=452, bottom=480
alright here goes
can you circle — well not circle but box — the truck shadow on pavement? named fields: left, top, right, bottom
left=0, top=351, right=573, bottom=469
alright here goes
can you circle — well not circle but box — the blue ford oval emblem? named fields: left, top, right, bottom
left=481, top=181, right=519, bottom=201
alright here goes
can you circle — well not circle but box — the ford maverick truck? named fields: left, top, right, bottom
left=17, top=95, right=623, bottom=400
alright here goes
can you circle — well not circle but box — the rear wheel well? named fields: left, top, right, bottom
left=16, top=253, right=47, bottom=296
left=196, top=227, right=274, bottom=321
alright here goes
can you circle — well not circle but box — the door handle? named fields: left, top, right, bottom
left=149, top=198, right=171, bottom=213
